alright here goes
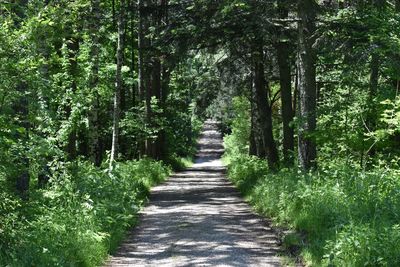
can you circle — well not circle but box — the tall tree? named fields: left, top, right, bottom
left=251, top=71, right=267, bottom=158
left=88, top=0, right=101, bottom=166
left=253, top=42, right=279, bottom=169
left=14, top=82, right=30, bottom=198
left=137, top=0, right=147, bottom=157
left=276, top=0, right=295, bottom=165
left=157, top=0, right=170, bottom=160
left=12, top=0, right=30, bottom=198
left=65, top=29, right=80, bottom=160
left=365, top=0, right=386, bottom=158
left=297, top=0, right=318, bottom=170
left=110, top=0, right=126, bottom=168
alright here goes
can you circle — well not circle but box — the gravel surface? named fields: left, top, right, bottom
left=106, top=121, right=281, bottom=267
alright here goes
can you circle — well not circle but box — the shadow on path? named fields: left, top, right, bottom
left=106, top=120, right=281, bottom=267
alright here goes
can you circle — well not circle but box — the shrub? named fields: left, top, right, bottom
left=325, top=224, right=400, bottom=266
left=0, top=159, right=170, bottom=267
left=225, top=131, right=400, bottom=266
left=223, top=96, right=251, bottom=161
left=226, top=152, right=400, bottom=266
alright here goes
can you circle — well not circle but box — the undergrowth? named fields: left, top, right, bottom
left=226, top=154, right=400, bottom=266
left=223, top=96, right=400, bottom=266
left=0, top=159, right=170, bottom=267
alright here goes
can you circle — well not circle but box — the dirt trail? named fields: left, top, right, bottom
left=106, top=120, right=281, bottom=266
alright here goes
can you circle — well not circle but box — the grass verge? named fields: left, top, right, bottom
left=225, top=154, right=400, bottom=266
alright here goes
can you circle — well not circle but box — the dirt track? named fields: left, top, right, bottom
left=106, top=120, right=281, bottom=267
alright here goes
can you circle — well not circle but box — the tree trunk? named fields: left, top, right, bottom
left=297, top=0, right=317, bottom=171
left=154, top=0, right=170, bottom=160
left=130, top=0, right=137, bottom=106
left=37, top=22, right=52, bottom=188
left=365, top=52, right=380, bottom=157
left=276, top=0, right=294, bottom=165
left=158, top=67, right=170, bottom=159
left=293, top=67, right=298, bottom=117
left=138, top=0, right=145, bottom=102
left=14, top=82, right=30, bottom=199
left=143, top=0, right=162, bottom=158
left=368, top=53, right=380, bottom=127
left=151, top=58, right=162, bottom=159
left=249, top=100, right=258, bottom=156
left=249, top=74, right=258, bottom=156
left=12, top=0, right=30, bottom=198
left=365, top=0, right=385, bottom=158
left=251, top=74, right=266, bottom=158
left=138, top=0, right=147, bottom=157
left=249, top=129, right=258, bottom=156
left=112, top=0, right=117, bottom=29
left=144, top=61, right=153, bottom=157
left=253, top=44, right=279, bottom=169
left=65, top=34, right=80, bottom=160
left=110, top=0, right=126, bottom=169
left=88, top=0, right=101, bottom=166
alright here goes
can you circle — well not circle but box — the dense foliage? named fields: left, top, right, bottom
left=224, top=97, right=400, bottom=266
left=202, top=2, right=400, bottom=264
left=2, top=0, right=400, bottom=266
left=0, top=0, right=202, bottom=265
left=0, top=159, right=170, bottom=266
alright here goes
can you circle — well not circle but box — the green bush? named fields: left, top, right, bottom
left=223, top=96, right=251, bottom=161
left=223, top=93, right=400, bottom=266
left=325, top=223, right=400, bottom=266
left=0, top=191, right=22, bottom=262
left=0, top=159, right=170, bottom=267
left=223, top=110, right=400, bottom=266
left=225, top=153, right=400, bottom=266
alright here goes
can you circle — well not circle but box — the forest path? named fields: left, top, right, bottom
left=106, top=120, right=281, bottom=267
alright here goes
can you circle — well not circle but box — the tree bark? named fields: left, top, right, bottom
left=158, top=67, right=171, bottom=159
left=297, top=0, right=317, bottom=171
left=13, top=0, right=30, bottom=198
left=365, top=52, right=380, bottom=157
left=149, top=0, right=167, bottom=160
left=249, top=129, right=258, bottom=156
left=138, top=0, right=147, bottom=157
left=249, top=74, right=258, bottom=156
left=276, top=0, right=294, bottom=165
left=365, top=1, right=385, bottom=158
left=110, top=0, right=126, bottom=168
left=130, top=0, right=137, bottom=106
left=144, top=47, right=153, bottom=157
left=138, top=0, right=145, bottom=102
left=151, top=58, right=161, bottom=159
left=65, top=34, right=80, bottom=160
left=253, top=43, right=279, bottom=169
left=251, top=73, right=266, bottom=158
left=14, top=82, right=30, bottom=199
left=88, top=0, right=101, bottom=166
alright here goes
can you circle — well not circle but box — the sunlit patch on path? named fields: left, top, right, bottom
left=106, top=120, right=281, bottom=267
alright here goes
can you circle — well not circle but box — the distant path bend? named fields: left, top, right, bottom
left=106, top=120, right=281, bottom=267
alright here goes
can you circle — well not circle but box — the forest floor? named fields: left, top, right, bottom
left=106, top=121, right=281, bottom=266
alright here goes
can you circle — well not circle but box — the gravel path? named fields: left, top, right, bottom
left=106, top=121, right=281, bottom=267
